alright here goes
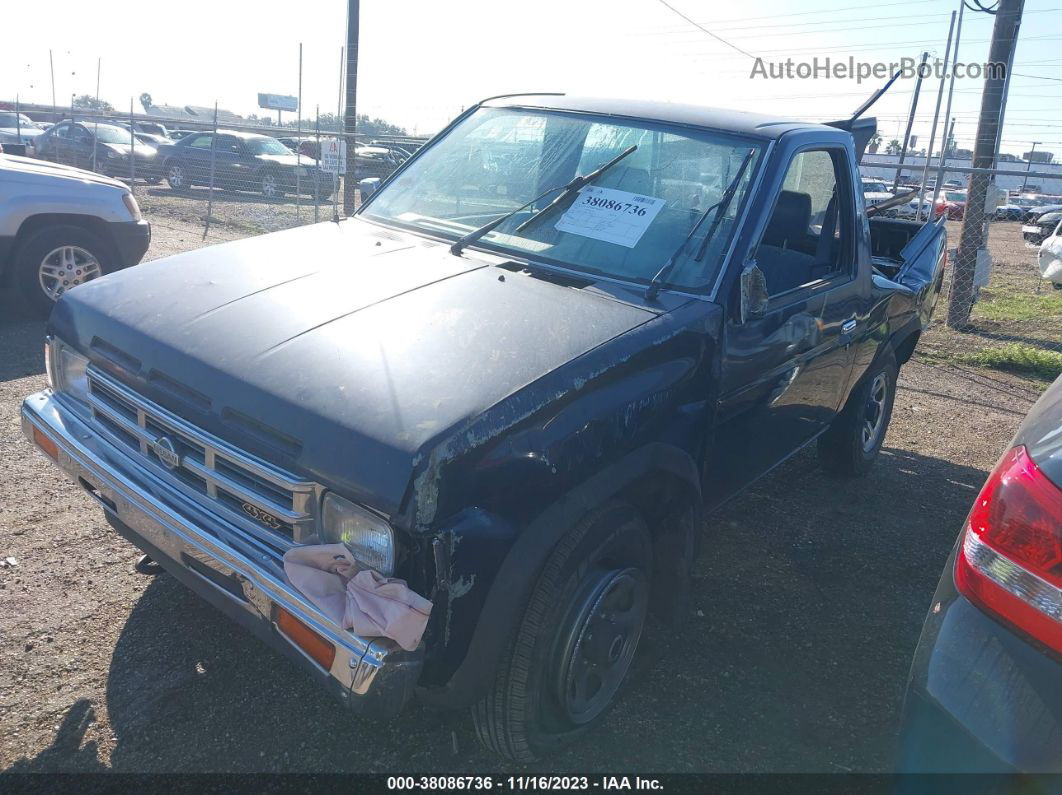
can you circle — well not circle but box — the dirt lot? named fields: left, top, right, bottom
left=0, top=215, right=1048, bottom=774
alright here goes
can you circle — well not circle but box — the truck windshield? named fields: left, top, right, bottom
left=360, top=107, right=765, bottom=291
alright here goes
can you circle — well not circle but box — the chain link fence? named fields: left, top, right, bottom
left=861, top=158, right=1062, bottom=383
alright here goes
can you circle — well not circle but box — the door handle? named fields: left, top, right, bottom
left=841, top=319, right=857, bottom=334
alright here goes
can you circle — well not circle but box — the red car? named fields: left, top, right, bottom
left=936, top=190, right=967, bottom=220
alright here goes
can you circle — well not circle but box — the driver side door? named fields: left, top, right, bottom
left=709, top=147, right=862, bottom=502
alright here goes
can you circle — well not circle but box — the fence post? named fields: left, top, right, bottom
left=295, top=43, right=303, bottom=222
left=129, top=98, right=136, bottom=189
left=334, top=46, right=343, bottom=222
left=315, top=105, right=321, bottom=223
left=203, top=102, right=219, bottom=240
left=343, top=0, right=360, bottom=216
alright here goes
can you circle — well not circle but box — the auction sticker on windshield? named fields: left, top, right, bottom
left=554, top=186, right=666, bottom=248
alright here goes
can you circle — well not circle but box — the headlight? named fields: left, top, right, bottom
left=321, top=493, right=395, bottom=575
left=49, top=339, right=90, bottom=404
left=104, top=149, right=119, bottom=160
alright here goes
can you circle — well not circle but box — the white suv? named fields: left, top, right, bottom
left=0, top=154, right=150, bottom=315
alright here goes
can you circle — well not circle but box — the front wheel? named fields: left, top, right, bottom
left=260, top=170, right=283, bottom=199
left=14, top=224, right=115, bottom=317
left=165, top=160, right=189, bottom=191
left=472, top=502, right=652, bottom=762
left=817, top=352, right=898, bottom=476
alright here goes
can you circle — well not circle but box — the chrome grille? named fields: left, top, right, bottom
left=85, top=367, right=317, bottom=549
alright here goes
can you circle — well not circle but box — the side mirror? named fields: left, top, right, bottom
left=358, top=177, right=382, bottom=199
left=739, top=262, right=769, bottom=323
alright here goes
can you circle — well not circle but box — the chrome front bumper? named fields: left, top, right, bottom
left=21, top=389, right=422, bottom=718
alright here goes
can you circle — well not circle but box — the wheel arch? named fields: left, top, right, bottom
left=891, top=322, right=921, bottom=366
left=417, top=441, right=702, bottom=709
left=3, top=214, right=113, bottom=284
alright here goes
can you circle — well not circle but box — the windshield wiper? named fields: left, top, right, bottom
left=514, top=145, right=638, bottom=234
left=450, top=145, right=638, bottom=257
left=644, top=148, right=757, bottom=301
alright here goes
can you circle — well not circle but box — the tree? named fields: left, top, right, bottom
left=868, top=132, right=882, bottom=154
left=72, top=94, right=114, bottom=112
left=139, top=93, right=153, bottom=113
left=885, top=138, right=902, bottom=156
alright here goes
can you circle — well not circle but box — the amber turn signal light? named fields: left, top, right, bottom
left=33, top=428, right=59, bottom=461
left=275, top=606, right=336, bottom=671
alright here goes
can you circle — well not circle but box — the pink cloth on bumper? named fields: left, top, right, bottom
left=283, top=544, right=432, bottom=652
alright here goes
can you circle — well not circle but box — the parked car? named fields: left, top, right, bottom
left=938, top=190, right=967, bottom=220
left=156, top=130, right=332, bottom=199
left=943, top=179, right=964, bottom=190
left=134, top=121, right=169, bottom=138
left=35, top=120, right=161, bottom=182
left=995, top=196, right=1042, bottom=221
left=861, top=177, right=894, bottom=210
left=0, top=111, right=46, bottom=156
left=896, top=196, right=939, bottom=221
left=353, top=144, right=405, bottom=180
left=899, top=372, right=1062, bottom=772
left=21, top=95, right=946, bottom=762
left=1023, top=211, right=1062, bottom=247
left=0, top=153, right=150, bottom=315
left=1025, top=204, right=1062, bottom=224
left=1038, top=217, right=1062, bottom=289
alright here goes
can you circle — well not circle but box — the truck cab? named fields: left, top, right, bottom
left=22, top=95, right=945, bottom=762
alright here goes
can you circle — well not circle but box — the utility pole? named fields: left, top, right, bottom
left=892, top=51, right=930, bottom=192
left=49, top=49, right=57, bottom=123
left=947, top=0, right=1024, bottom=329
left=1020, top=141, right=1039, bottom=193
left=343, top=0, right=360, bottom=216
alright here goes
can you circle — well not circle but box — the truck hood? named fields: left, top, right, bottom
left=51, top=219, right=654, bottom=517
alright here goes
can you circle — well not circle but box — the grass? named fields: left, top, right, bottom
left=973, top=286, right=1062, bottom=323
left=954, top=344, right=1062, bottom=383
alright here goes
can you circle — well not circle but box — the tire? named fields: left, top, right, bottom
left=165, top=160, right=190, bottom=191
left=145, top=176, right=162, bottom=185
left=260, top=169, right=283, bottom=199
left=13, top=224, right=116, bottom=317
left=472, top=502, right=652, bottom=762
left=817, top=351, right=898, bottom=477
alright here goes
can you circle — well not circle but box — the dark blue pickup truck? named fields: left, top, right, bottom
left=22, top=95, right=946, bottom=761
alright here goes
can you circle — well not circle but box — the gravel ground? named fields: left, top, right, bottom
left=0, top=217, right=1046, bottom=774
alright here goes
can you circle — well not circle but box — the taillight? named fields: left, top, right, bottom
left=955, top=445, right=1062, bottom=654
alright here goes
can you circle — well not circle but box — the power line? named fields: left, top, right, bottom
left=653, top=0, right=757, bottom=59
left=646, top=0, right=947, bottom=28
left=1011, top=72, right=1062, bottom=81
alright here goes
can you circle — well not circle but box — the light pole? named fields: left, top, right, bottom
left=1020, top=141, right=1039, bottom=194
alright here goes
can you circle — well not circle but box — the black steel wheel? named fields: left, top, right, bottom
left=472, top=501, right=652, bottom=762
left=818, top=350, right=898, bottom=476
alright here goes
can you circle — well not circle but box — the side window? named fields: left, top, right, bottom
left=215, top=135, right=239, bottom=153
left=53, top=123, right=70, bottom=139
left=187, top=134, right=213, bottom=149
left=757, top=149, right=852, bottom=296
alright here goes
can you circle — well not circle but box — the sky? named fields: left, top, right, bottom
left=3, top=0, right=1061, bottom=159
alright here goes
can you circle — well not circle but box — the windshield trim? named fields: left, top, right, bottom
left=356, top=106, right=771, bottom=298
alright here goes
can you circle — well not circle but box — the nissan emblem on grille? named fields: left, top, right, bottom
left=152, top=436, right=180, bottom=469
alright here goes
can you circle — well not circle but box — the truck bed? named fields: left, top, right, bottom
left=869, top=217, right=942, bottom=281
